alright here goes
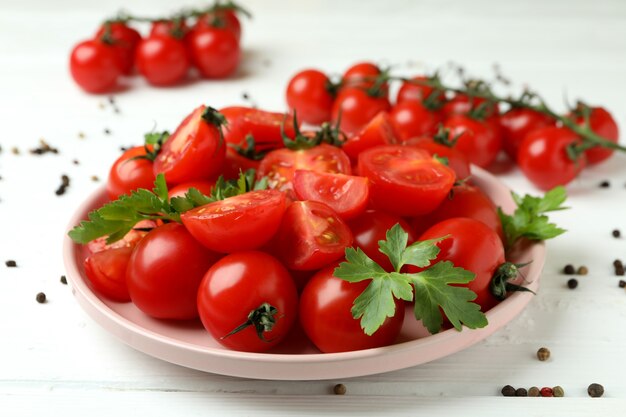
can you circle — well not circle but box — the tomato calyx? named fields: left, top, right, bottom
left=221, top=302, right=280, bottom=342
left=489, top=262, right=534, bottom=301
left=204, top=0, right=252, bottom=19
left=131, top=130, right=170, bottom=162
left=228, top=134, right=268, bottom=161
left=281, top=112, right=345, bottom=150
left=201, top=106, right=228, bottom=142
left=432, top=126, right=461, bottom=148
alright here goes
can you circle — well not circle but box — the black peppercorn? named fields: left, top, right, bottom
left=501, top=385, right=516, bottom=396
left=599, top=180, right=610, bottom=188
left=616, top=265, right=625, bottom=276
left=614, top=259, right=623, bottom=268
left=5, top=260, right=17, bottom=267
left=515, top=388, right=527, bottom=397
left=60, top=275, right=67, bottom=285
left=619, top=280, right=626, bottom=288
left=537, top=347, right=551, bottom=361
left=567, top=278, right=578, bottom=289
left=588, top=383, right=604, bottom=398
left=563, top=264, right=575, bottom=274
left=612, top=229, right=621, bottom=238
left=36, top=292, right=46, bottom=303
left=333, top=384, right=346, bottom=395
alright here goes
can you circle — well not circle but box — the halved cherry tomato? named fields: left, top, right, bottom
left=167, top=180, right=215, bottom=199
left=94, top=22, right=142, bottom=75
left=403, top=136, right=471, bottom=180
left=197, top=251, right=298, bottom=352
left=499, top=108, right=555, bottom=160
left=571, top=106, right=619, bottom=164
left=390, top=101, right=442, bottom=141
left=300, top=264, right=405, bottom=353
left=272, top=201, right=353, bottom=270
left=443, top=114, right=502, bottom=168
left=153, top=105, right=226, bottom=185
left=220, top=106, right=297, bottom=152
left=293, top=170, right=369, bottom=220
left=107, top=146, right=155, bottom=200
left=84, top=246, right=133, bottom=302
left=331, top=88, right=391, bottom=136
left=126, top=223, right=220, bottom=320
left=348, top=210, right=416, bottom=272
left=342, top=112, right=398, bottom=163
left=257, top=144, right=351, bottom=191
left=358, top=145, right=456, bottom=216
left=286, top=69, right=334, bottom=125
left=86, top=220, right=157, bottom=255
left=181, top=190, right=286, bottom=253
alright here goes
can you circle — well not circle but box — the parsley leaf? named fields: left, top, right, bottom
left=334, top=224, right=487, bottom=336
left=499, top=186, right=568, bottom=249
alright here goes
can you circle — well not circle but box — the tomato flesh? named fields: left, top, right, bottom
left=403, top=136, right=471, bottom=180
left=84, top=246, right=133, bottom=302
left=342, top=111, right=397, bottom=163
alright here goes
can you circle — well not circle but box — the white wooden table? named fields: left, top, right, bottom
left=1, top=0, right=625, bottom=415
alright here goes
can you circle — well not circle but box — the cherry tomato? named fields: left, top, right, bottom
left=499, top=108, right=555, bottom=160
left=403, top=136, right=471, bottom=180
left=94, top=22, right=142, bottom=75
left=358, top=145, right=456, bottom=216
left=273, top=201, right=353, bottom=270
left=220, top=106, right=297, bottom=152
left=390, top=101, right=442, bottom=141
left=293, top=170, right=369, bottom=220
left=517, top=126, right=585, bottom=190
left=331, top=88, right=391, bottom=136
left=286, top=69, right=334, bottom=125
left=342, top=62, right=387, bottom=94
left=150, top=19, right=189, bottom=39
left=135, top=34, right=190, bottom=86
left=153, top=105, right=226, bottom=185
left=86, top=220, right=157, bottom=255
left=414, top=218, right=504, bottom=312
left=300, top=265, right=405, bottom=353
left=258, top=144, right=351, bottom=191
left=188, top=27, right=240, bottom=79
left=195, top=9, right=242, bottom=41
left=167, top=180, right=215, bottom=199
left=442, top=94, right=499, bottom=119
left=181, top=190, right=286, bottom=253
left=348, top=210, right=416, bottom=271
left=69, top=39, right=121, bottom=93
left=197, top=251, right=297, bottom=352
left=84, top=246, right=133, bottom=302
left=126, top=223, right=220, bottom=320
left=107, top=146, right=155, bottom=200
left=443, top=114, right=503, bottom=168
left=342, top=112, right=398, bottom=162
left=571, top=106, right=619, bottom=164
left=396, top=75, right=440, bottom=104
left=222, top=146, right=261, bottom=180
left=410, top=184, right=503, bottom=240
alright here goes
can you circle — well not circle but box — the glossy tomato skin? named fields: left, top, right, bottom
left=84, top=246, right=133, bottom=302
left=343, top=62, right=385, bottom=91
left=95, top=22, right=142, bottom=75
left=69, top=39, right=121, bottom=93
left=222, top=147, right=261, bottom=180
left=358, top=145, right=456, bottom=217
left=195, top=10, right=242, bottom=41
left=499, top=108, right=555, bottom=160
left=293, top=170, right=369, bottom=220
left=167, top=180, right=215, bottom=199
left=286, top=69, right=334, bottom=125
left=348, top=210, right=416, bottom=271
left=153, top=105, right=226, bottom=185
left=572, top=107, right=619, bottom=164
left=86, top=220, right=156, bottom=255
left=300, top=265, right=405, bottom=353
left=181, top=190, right=286, bottom=253
left=150, top=20, right=190, bottom=39
left=342, top=112, right=398, bottom=163
left=107, top=146, right=155, bottom=200
left=517, top=126, right=585, bottom=190
left=442, top=94, right=499, bottom=119
left=410, top=184, right=503, bottom=241
left=443, top=114, right=502, bottom=168
left=273, top=201, right=353, bottom=270
left=396, top=75, right=440, bottom=104
left=416, top=218, right=503, bottom=312
left=390, top=101, right=442, bottom=141
left=220, top=106, right=297, bottom=152
left=197, top=251, right=298, bottom=352
left=258, top=144, right=351, bottom=191
left=126, top=223, right=220, bottom=320
left=135, top=35, right=190, bottom=86
left=403, top=136, right=471, bottom=180
left=331, top=88, right=391, bottom=136
left=188, top=27, right=240, bottom=78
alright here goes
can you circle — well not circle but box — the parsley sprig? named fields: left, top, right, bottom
left=334, top=224, right=488, bottom=335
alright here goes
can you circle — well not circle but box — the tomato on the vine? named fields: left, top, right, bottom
left=499, top=108, right=555, bottom=160
left=443, top=114, right=502, bottom=168
left=84, top=246, right=133, bottom=302
left=195, top=9, right=242, bottom=41
left=149, top=19, right=190, bottom=39
left=342, top=112, right=397, bottom=163
left=571, top=106, right=619, bottom=164
left=95, top=22, right=142, bottom=75
left=187, top=27, right=240, bottom=79
left=107, top=146, right=155, bottom=200
left=342, top=61, right=386, bottom=93
left=403, top=136, right=471, bottom=180
left=331, top=88, right=391, bottom=136
left=442, top=94, right=499, bottom=119
left=69, top=39, right=121, bottom=93
left=390, top=101, right=442, bottom=141
left=135, top=33, right=190, bottom=86
left=396, top=75, right=440, bottom=104
left=286, top=69, right=334, bottom=125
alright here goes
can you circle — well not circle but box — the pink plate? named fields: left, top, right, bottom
left=63, top=166, right=545, bottom=380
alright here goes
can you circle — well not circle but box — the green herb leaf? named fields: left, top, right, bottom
left=499, top=186, right=568, bottom=249
left=206, top=169, right=268, bottom=202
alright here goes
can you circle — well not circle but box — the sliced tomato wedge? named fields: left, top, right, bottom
left=153, top=105, right=226, bottom=185
left=220, top=106, right=298, bottom=152
left=180, top=190, right=286, bottom=253
left=84, top=246, right=133, bottom=302
left=342, top=112, right=398, bottom=163
left=293, top=170, right=369, bottom=220
left=86, top=220, right=157, bottom=255
left=358, top=145, right=456, bottom=216
left=403, top=136, right=471, bottom=180
left=272, top=201, right=353, bottom=270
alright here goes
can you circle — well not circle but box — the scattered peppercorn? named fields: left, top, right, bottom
left=104, top=128, right=111, bottom=135
left=553, top=386, right=564, bottom=397
left=619, top=280, right=626, bottom=288
left=515, top=388, right=527, bottom=397
left=5, top=260, right=17, bottom=267
left=616, top=264, right=625, bottom=276
left=612, top=229, right=621, bottom=238
left=11, top=146, right=20, bottom=155
left=577, top=266, right=588, bottom=275
left=333, top=383, right=346, bottom=395
left=537, top=347, right=551, bottom=361
left=60, top=275, right=67, bottom=285
left=599, top=180, right=610, bottom=188
left=614, top=259, right=623, bottom=268
left=540, top=387, right=553, bottom=397
left=29, top=139, right=59, bottom=155
left=587, top=383, right=604, bottom=398
left=98, top=102, right=106, bottom=109
left=528, top=387, right=540, bottom=397
left=567, top=278, right=578, bottom=289
left=36, top=292, right=46, bottom=303
left=108, top=96, right=116, bottom=105
left=72, top=159, right=80, bottom=165
left=501, top=385, right=516, bottom=397
left=55, top=175, right=70, bottom=196
left=242, top=92, right=249, bottom=100
left=563, top=264, right=575, bottom=274
left=91, top=175, right=100, bottom=182
left=78, top=132, right=86, bottom=139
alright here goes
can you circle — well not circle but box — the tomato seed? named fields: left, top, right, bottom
left=577, top=266, right=588, bottom=275
left=36, top=292, right=47, bottom=303
left=536, top=347, right=550, bottom=361
left=567, top=278, right=578, bottom=289
left=540, top=387, right=553, bottom=397
left=528, top=387, right=540, bottom=397
left=333, top=383, right=347, bottom=395
left=587, top=383, right=604, bottom=398
left=515, top=388, right=527, bottom=397
left=5, top=260, right=17, bottom=267
left=553, top=386, right=564, bottom=397
left=501, top=385, right=516, bottom=396
left=563, top=264, right=575, bottom=274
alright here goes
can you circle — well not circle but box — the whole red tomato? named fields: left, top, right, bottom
left=517, top=126, right=585, bottom=190
left=286, top=69, right=334, bottom=125
left=107, top=146, right=155, bottom=200
left=300, top=265, right=405, bottom=353
left=126, top=223, right=220, bottom=320
left=390, top=101, right=442, bottom=141
left=135, top=34, right=190, bottom=86
left=94, top=22, right=142, bottom=75
left=499, top=108, right=555, bottom=160
left=442, top=94, right=499, bottom=119
left=150, top=19, right=189, bottom=39
left=197, top=251, right=298, bottom=352
left=571, top=106, right=619, bottom=164
left=443, top=114, right=503, bottom=168
left=194, top=9, right=242, bottom=40
left=331, top=88, right=391, bottom=136
left=342, top=61, right=387, bottom=93
left=396, top=75, right=440, bottom=104
left=187, top=27, right=240, bottom=79
left=69, top=39, right=121, bottom=93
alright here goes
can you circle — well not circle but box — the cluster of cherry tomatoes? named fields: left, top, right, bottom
left=286, top=62, right=620, bottom=190
left=69, top=2, right=247, bottom=93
